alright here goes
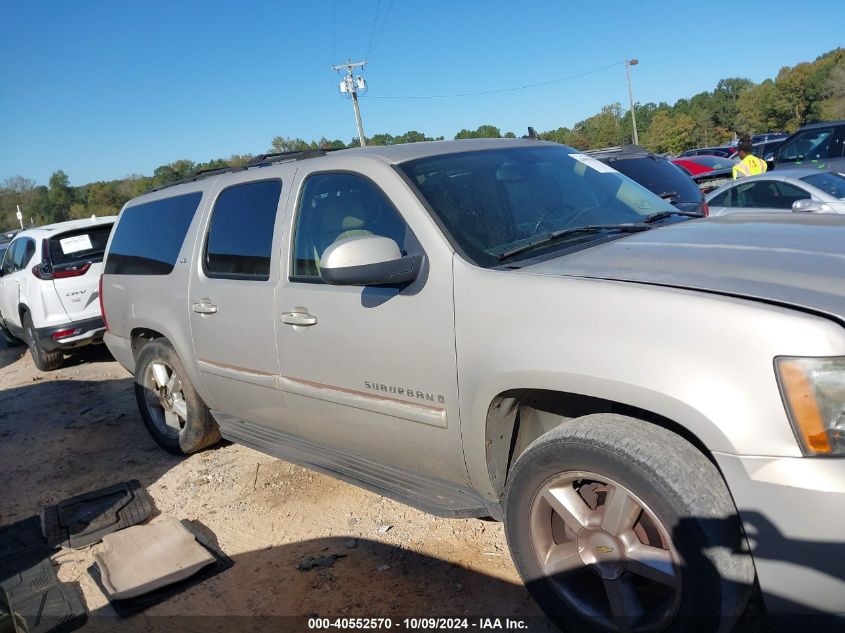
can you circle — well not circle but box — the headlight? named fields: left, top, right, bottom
left=775, top=357, right=845, bottom=456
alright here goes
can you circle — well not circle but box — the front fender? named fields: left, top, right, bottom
left=453, top=258, right=845, bottom=501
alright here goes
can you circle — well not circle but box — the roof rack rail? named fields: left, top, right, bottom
left=147, top=164, right=246, bottom=193
left=247, top=149, right=327, bottom=167
left=146, top=146, right=345, bottom=194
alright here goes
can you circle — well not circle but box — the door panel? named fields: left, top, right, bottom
left=274, top=165, right=469, bottom=486
left=189, top=176, right=296, bottom=433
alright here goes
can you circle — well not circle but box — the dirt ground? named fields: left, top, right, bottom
left=0, top=337, right=554, bottom=631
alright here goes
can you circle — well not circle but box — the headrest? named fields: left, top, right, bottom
left=319, top=194, right=366, bottom=232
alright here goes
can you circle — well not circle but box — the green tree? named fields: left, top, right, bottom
left=643, top=112, right=696, bottom=154
left=454, top=124, right=502, bottom=139
left=710, top=77, right=753, bottom=130
left=269, top=136, right=314, bottom=153
left=821, top=62, right=845, bottom=119
left=47, top=170, right=74, bottom=222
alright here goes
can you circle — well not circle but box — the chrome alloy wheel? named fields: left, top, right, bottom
left=528, top=471, right=682, bottom=632
left=142, top=359, right=188, bottom=437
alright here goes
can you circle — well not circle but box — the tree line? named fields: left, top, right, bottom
left=2, top=48, right=842, bottom=231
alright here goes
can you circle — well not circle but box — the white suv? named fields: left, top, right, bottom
left=0, top=217, right=115, bottom=370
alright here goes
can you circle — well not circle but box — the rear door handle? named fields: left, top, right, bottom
left=281, top=311, right=317, bottom=326
left=192, top=301, right=218, bottom=315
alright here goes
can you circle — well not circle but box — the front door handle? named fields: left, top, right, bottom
left=192, top=301, right=218, bottom=315
left=281, top=311, right=317, bottom=326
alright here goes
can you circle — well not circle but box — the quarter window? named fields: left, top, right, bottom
left=12, top=239, right=35, bottom=271
left=291, top=173, right=414, bottom=280
left=205, top=180, right=282, bottom=280
left=105, top=192, right=202, bottom=275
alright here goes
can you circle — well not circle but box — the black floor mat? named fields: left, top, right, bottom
left=1, top=559, right=87, bottom=633
left=88, top=519, right=233, bottom=618
left=42, top=480, right=156, bottom=549
left=0, top=517, right=87, bottom=633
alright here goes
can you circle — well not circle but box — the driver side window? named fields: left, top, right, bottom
left=291, top=173, right=415, bottom=281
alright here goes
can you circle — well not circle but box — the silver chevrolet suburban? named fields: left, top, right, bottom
left=101, top=139, right=845, bottom=632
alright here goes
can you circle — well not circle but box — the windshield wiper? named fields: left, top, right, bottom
left=498, top=223, right=651, bottom=261
left=640, top=210, right=704, bottom=224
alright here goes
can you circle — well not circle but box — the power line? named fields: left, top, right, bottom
left=331, top=0, right=337, bottom=64
left=364, top=0, right=382, bottom=62
left=362, top=60, right=625, bottom=99
left=368, top=0, right=394, bottom=60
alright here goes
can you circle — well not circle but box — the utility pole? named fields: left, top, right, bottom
left=625, top=59, right=639, bottom=145
left=332, top=60, right=368, bottom=146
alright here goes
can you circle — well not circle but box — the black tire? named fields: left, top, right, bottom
left=22, top=311, right=63, bottom=371
left=504, top=414, right=754, bottom=633
left=134, top=338, right=220, bottom=455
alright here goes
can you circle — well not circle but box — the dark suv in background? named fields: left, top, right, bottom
left=586, top=145, right=708, bottom=214
left=775, top=120, right=845, bottom=172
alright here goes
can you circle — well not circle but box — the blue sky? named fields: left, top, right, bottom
left=2, top=1, right=843, bottom=186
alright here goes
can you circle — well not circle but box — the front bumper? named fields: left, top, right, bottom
left=715, top=452, right=845, bottom=621
left=35, top=316, right=105, bottom=352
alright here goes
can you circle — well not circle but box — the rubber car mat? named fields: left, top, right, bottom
left=42, top=480, right=156, bottom=549
left=1, top=560, right=86, bottom=633
left=0, top=516, right=47, bottom=563
left=87, top=519, right=233, bottom=617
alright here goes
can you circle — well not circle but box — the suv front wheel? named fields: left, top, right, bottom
left=134, top=339, right=221, bottom=455
left=504, top=414, right=754, bottom=633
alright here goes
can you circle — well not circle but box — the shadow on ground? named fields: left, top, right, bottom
left=0, top=336, right=25, bottom=370
left=0, top=376, right=181, bottom=523
left=78, top=536, right=555, bottom=633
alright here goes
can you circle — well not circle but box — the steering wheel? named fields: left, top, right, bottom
left=530, top=201, right=576, bottom=236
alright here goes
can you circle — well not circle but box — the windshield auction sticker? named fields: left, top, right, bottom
left=59, top=234, right=93, bottom=254
left=569, top=153, right=619, bottom=174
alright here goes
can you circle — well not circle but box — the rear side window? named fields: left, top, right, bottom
left=802, top=172, right=845, bottom=200
left=49, top=225, right=113, bottom=267
left=204, top=180, right=282, bottom=280
left=105, top=192, right=202, bottom=275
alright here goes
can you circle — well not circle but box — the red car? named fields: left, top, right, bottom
left=672, top=158, right=713, bottom=175
left=673, top=155, right=738, bottom=176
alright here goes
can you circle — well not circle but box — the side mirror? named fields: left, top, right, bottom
left=792, top=199, right=832, bottom=213
left=764, top=153, right=775, bottom=170
left=319, top=235, right=423, bottom=287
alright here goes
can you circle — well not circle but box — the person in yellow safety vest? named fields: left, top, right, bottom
left=732, top=136, right=768, bottom=179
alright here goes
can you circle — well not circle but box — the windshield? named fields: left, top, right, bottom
left=688, top=155, right=737, bottom=170
left=802, top=172, right=845, bottom=200
left=400, top=146, right=677, bottom=266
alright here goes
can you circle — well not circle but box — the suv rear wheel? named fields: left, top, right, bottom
left=134, top=339, right=221, bottom=455
left=504, top=414, right=754, bottom=633
left=23, top=311, right=63, bottom=371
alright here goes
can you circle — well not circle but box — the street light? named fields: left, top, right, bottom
left=625, top=59, right=639, bottom=145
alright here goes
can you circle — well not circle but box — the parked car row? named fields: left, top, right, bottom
left=677, top=121, right=845, bottom=174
